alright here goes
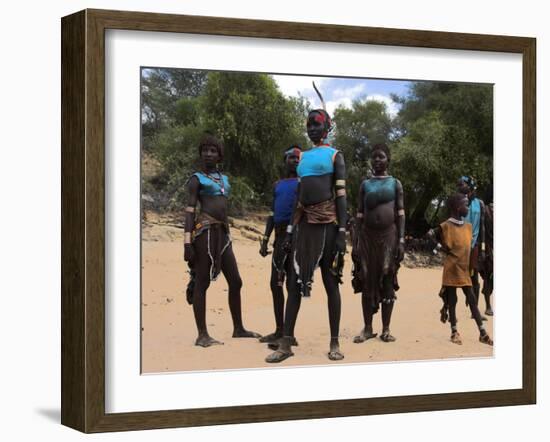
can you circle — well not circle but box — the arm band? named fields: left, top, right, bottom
left=339, top=227, right=346, bottom=233
left=184, top=232, right=191, bottom=244
left=399, top=238, right=405, bottom=244
left=335, top=179, right=346, bottom=187
left=185, top=206, right=195, bottom=213
left=286, top=225, right=293, bottom=233
left=336, top=188, right=346, bottom=197
left=356, top=213, right=363, bottom=219
left=397, top=209, right=405, bottom=217
left=481, top=243, right=486, bottom=251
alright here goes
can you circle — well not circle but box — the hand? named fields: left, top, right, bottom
left=282, top=233, right=293, bottom=253
left=259, top=239, right=269, bottom=257
left=335, top=230, right=346, bottom=254
left=397, top=242, right=405, bottom=263
left=184, top=244, right=195, bottom=263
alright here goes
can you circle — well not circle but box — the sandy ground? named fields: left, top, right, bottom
left=141, top=214, right=494, bottom=373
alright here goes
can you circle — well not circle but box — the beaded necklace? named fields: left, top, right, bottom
left=201, top=170, right=225, bottom=195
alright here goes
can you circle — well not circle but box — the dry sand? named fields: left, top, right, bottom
left=141, top=213, right=494, bottom=373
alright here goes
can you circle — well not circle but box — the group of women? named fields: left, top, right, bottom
left=182, top=105, right=493, bottom=363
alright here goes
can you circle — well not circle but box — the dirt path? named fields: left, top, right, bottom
left=141, top=217, right=493, bottom=373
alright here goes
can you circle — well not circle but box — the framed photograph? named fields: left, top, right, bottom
left=61, top=9, right=536, bottom=433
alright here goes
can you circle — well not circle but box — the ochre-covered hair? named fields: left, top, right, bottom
left=308, top=109, right=333, bottom=137
left=198, top=133, right=224, bottom=160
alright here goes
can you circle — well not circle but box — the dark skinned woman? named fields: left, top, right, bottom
left=184, top=134, right=260, bottom=347
left=259, top=146, right=301, bottom=347
left=352, top=144, right=405, bottom=344
left=266, top=109, right=347, bottom=363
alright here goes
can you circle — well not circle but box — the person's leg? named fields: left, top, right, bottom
left=380, top=274, right=396, bottom=342
left=482, top=271, right=494, bottom=316
left=462, top=287, right=493, bottom=345
left=318, top=225, right=344, bottom=360
left=446, top=287, right=461, bottom=345
left=259, top=262, right=285, bottom=343
left=353, top=292, right=376, bottom=343
left=470, top=270, right=487, bottom=321
left=320, top=263, right=344, bottom=360
left=192, top=234, right=222, bottom=347
left=265, top=269, right=300, bottom=363
left=220, top=244, right=260, bottom=338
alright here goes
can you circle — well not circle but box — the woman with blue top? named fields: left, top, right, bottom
left=352, top=144, right=405, bottom=344
left=258, top=145, right=301, bottom=348
left=456, top=175, right=488, bottom=318
left=183, top=134, right=260, bottom=347
left=265, top=108, right=347, bottom=363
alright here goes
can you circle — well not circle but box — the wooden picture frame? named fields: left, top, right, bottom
left=61, top=8, right=536, bottom=433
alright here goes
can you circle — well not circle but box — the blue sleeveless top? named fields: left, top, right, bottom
left=296, top=145, right=338, bottom=178
left=362, top=176, right=397, bottom=210
left=273, top=178, right=299, bottom=225
left=464, top=197, right=481, bottom=248
left=193, top=172, right=230, bottom=197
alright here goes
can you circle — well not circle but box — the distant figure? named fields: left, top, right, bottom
left=258, top=145, right=301, bottom=348
left=457, top=176, right=488, bottom=319
left=352, top=144, right=405, bottom=344
left=480, top=200, right=494, bottom=315
left=183, top=134, right=260, bottom=347
left=427, top=192, right=493, bottom=346
left=265, top=107, right=347, bottom=363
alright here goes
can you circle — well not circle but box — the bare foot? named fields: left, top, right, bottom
left=353, top=328, right=377, bottom=343
left=265, top=349, right=294, bottom=363
left=267, top=336, right=298, bottom=350
left=233, top=328, right=262, bottom=339
left=450, top=331, right=463, bottom=345
left=479, top=334, right=494, bottom=346
left=328, top=341, right=344, bottom=361
left=259, top=331, right=282, bottom=343
left=195, top=334, right=223, bottom=347
left=485, top=307, right=494, bottom=316
left=380, top=331, right=396, bottom=343
left=265, top=337, right=294, bottom=363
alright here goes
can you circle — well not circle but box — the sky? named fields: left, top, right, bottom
left=271, top=74, right=411, bottom=118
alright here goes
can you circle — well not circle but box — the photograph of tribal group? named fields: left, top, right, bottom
left=140, top=67, right=494, bottom=373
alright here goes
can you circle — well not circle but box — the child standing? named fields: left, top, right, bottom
left=258, top=145, right=301, bottom=348
left=428, top=193, right=493, bottom=346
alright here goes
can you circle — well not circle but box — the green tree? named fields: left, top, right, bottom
left=392, top=82, right=493, bottom=233
left=333, top=98, right=394, bottom=211
left=201, top=72, right=309, bottom=204
left=141, top=68, right=208, bottom=150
